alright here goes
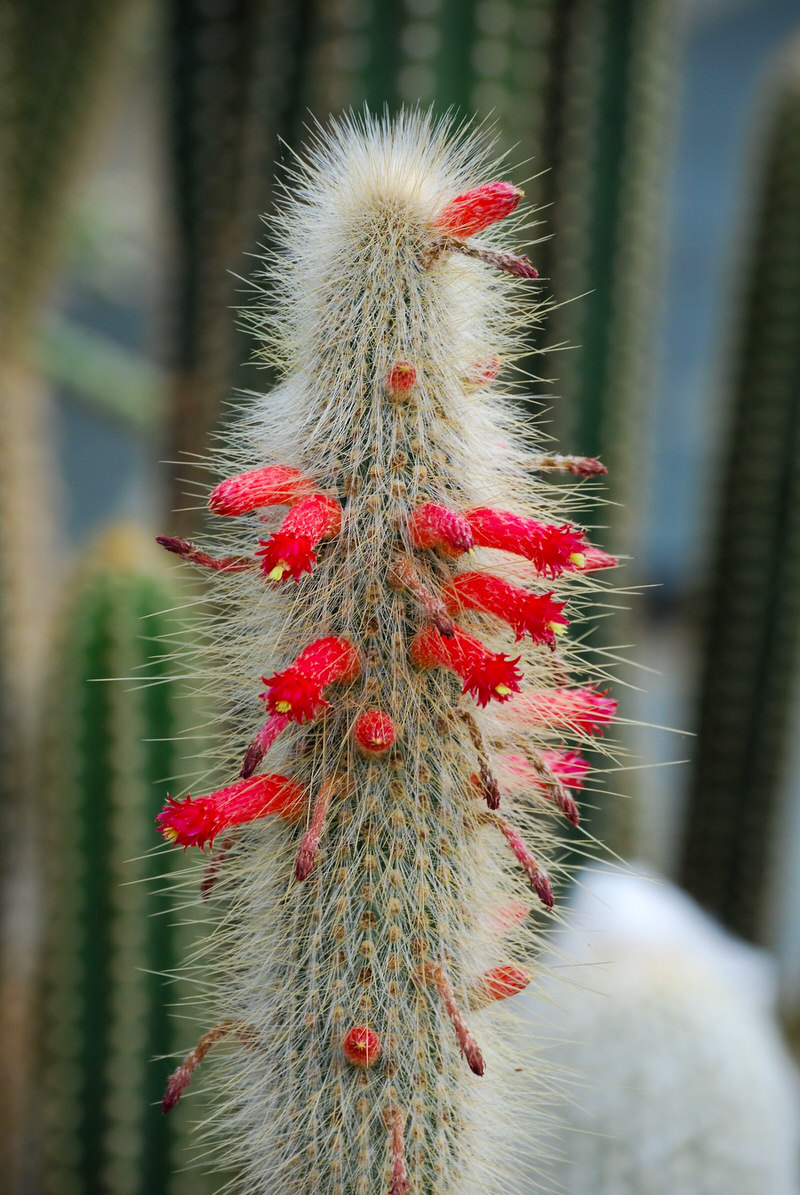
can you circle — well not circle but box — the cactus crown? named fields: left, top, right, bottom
left=157, top=110, right=618, bottom=1194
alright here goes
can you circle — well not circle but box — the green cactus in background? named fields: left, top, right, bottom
left=680, top=45, right=800, bottom=945
left=40, top=527, right=215, bottom=1195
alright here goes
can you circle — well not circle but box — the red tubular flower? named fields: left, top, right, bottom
left=208, top=465, right=314, bottom=516
left=580, top=545, right=618, bottom=571
left=479, top=964, right=533, bottom=1003
left=464, top=356, right=501, bottom=388
left=484, top=898, right=530, bottom=935
left=342, top=1025, right=381, bottom=1068
left=465, top=507, right=587, bottom=578
left=540, top=748, right=590, bottom=789
left=157, top=774, right=304, bottom=850
left=353, top=710, right=396, bottom=755
left=443, top=572, right=568, bottom=646
left=386, top=361, right=417, bottom=396
left=435, top=181, right=523, bottom=238
left=499, top=749, right=589, bottom=794
left=256, top=493, right=342, bottom=582
left=511, top=685, right=617, bottom=736
left=410, top=624, right=522, bottom=707
left=408, top=503, right=474, bottom=556
left=262, top=636, right=361, bottom=723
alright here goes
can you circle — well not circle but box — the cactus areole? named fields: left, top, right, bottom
left=156, top=112, right=618, bottom=1193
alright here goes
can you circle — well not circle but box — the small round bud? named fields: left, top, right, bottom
left=343, top=1025, right=381, bottom=1068
left=386, top=362, right=417, bottom=398
left=354, top=710, right=396, bottom=755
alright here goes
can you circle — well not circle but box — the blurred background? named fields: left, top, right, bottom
left=2, top=0, right=800, bottom=1191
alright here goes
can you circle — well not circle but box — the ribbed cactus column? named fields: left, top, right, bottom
left=681, top=47, right=800, bottom=944
left=40, top=528, right=215, bottom=1195
left=156, top=113, right=619, bottom=1193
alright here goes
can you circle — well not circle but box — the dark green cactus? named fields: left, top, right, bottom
left=680, top=48, right=800, bottom=944
left=39, top=527, right=216, bottom=1195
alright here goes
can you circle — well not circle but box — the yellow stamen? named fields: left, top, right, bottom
left=551, top=622, right=567, bottom=636
left=275, top=700, right=292, bottom=713
left=268, top=562, right=288, bottom=580
left=495, top=684, right=511, bottom=696
left=162, top=826, right=179, bottom=843
left=569, top=552, right=586, bottom=568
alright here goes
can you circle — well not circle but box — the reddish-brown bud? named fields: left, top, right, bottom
left=423, top=963, right=484, bottom=1076
left=240, top=713, right=291, bottom=778
left=353, top=710, right=396, bottom=755
left=435, top=181, right=522, bottom=238
left=408, top=503, right=474, bottom=556
left=295, top=777, right=339, bottom=882
left=492, top=814, right=554, bottom=909
left=386, top=361, right=417, bottom=397
left=208, top=465, right=314, bottom=516
left=342, top=1025, right=381, bottom=1068
left=410, top=624, right=522, bottom=707
left=155, top=536, right=253, bottom=572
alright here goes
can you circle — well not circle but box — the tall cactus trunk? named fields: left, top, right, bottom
left=156, top=111, right=619, bottom=1193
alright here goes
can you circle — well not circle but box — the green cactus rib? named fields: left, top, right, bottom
left=681, top=60, right=800, bottom=943
left=40, top=534, right=214, bottom=1195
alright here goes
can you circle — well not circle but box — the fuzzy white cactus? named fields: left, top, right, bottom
left=156, top=110, right=619, bottom=1195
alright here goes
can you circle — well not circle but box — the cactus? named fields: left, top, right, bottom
left=155, top=111, right=621, bottom=1193
left=528, top=868, right=800, bottom=1194
left=680, top=46, right=800, bottom=944
left=40, top=527, right=216, bottom=1195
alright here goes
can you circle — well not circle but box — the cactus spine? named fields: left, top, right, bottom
left=157, top=112, right=619, bottom=1193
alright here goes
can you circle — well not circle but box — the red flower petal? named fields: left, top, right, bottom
left=480, top=964, right=532, bottom=1003
left=435, top=182, right=523, bottom=238
left=208, top=466, right=314, bottom=516
left=342, top=1025, right=381, bottom=1068
left=465, top=507, right=587, bottom=578
left=262, top=637, right=361, bottom=723
left=157, top=774, right=304, bottom=850
left=353, top=710, right=396, bottom=755
left=410, top=624, right=522, bottom=707
left=257, top=493, right=341, bottom=581
left=443, top=572, right=568, bottom=646
left=511, top=686, right=617, bottom=736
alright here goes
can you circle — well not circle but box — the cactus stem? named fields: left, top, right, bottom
left=422, top=963, right=485, bottom=1077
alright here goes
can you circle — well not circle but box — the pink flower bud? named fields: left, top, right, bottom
left=353, top=710, right=396, bottom=755
left=435, top=181, right=523, bottom=238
